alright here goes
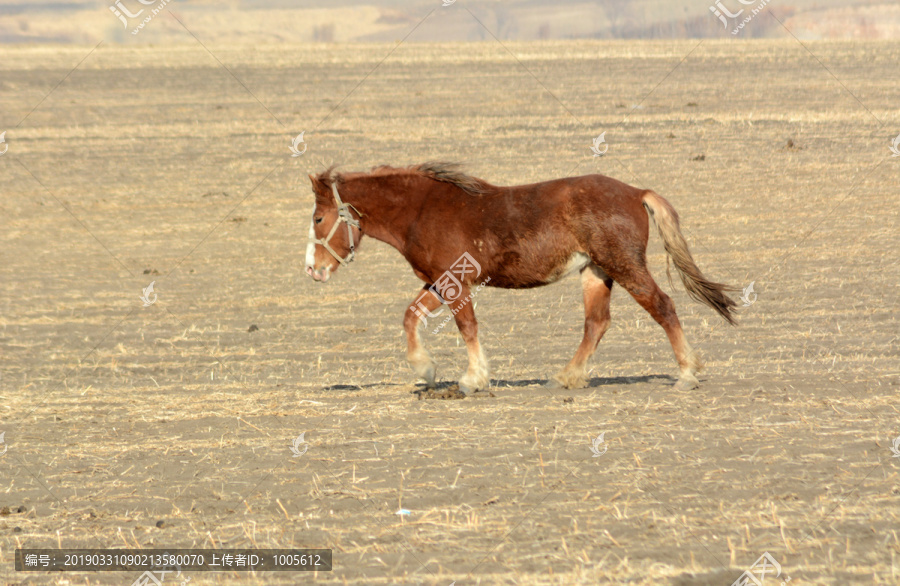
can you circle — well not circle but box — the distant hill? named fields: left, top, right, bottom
left=0, top=0, right=897, bottom=43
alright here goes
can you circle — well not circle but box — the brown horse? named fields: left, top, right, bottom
left=305, top=163, right=737, bottom=394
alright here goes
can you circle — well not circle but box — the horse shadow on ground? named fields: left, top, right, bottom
left=324, top=374, right=675, bottom=393
left=492, top=374, right=676, bottom=389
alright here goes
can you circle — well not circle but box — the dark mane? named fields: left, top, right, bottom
left=412, top=162, right=488, bottom=195
left=315, top=165, right=339, bottom=186
left=323, top=162, right=489, bottom=195
left=358, top=162, right=488, bottom=195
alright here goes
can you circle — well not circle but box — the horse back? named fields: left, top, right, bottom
left=403, top=174, right=649, bottom=289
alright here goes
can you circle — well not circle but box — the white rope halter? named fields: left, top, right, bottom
left=312, top=181, right=362, bottom=268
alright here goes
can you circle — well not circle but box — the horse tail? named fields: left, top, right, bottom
left=641, top=190, right=738, bottom=325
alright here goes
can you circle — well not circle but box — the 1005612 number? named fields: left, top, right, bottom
left=275, top=554, right=323, bottom=567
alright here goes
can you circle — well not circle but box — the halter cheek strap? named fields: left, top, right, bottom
left=313, top=182, right=362, bottom=268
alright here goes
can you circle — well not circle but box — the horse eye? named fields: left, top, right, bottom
left=315, top=217, right=323, bottom=224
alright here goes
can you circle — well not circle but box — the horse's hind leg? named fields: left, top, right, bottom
left=404, top=286, right=443, bottom=388
left=552, top=264, right=613, bottom=389
left=613, top=265, right=702, bottom=390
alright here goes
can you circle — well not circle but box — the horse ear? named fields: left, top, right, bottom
left=309, top=173, right=331, bottom=204
left=309, top=173, right=326, bottom=199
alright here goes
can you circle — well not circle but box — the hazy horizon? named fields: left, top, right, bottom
left=0, top=0, right=897, bottom=44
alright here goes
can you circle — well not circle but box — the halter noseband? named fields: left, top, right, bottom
left=313, top=181, right=362, bottom=268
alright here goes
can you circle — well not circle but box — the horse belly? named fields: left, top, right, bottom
left=486, top=251, right=591, bottom=289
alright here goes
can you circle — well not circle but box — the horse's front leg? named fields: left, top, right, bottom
left=404, top=286, right=443, bottom=388
left=449, top=286, right=490, bottom=394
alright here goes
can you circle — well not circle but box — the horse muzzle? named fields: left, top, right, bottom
left=306, top=265, right=332, bottom=283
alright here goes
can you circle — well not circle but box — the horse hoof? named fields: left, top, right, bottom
left=458, top=384, right=474, bottom=396
left=422, top=367, right=436, bottom=388
left=674, top=376, right=700, bottom=391
left=547, top=373, right=587, bottom=390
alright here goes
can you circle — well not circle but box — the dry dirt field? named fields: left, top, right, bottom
left=1, top=38, right=899, bottom=585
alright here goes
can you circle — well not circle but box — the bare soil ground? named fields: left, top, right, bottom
left=1, top=39, right=899, bottom=585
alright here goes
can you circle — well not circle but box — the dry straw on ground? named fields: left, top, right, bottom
left=1, top=40, right=898, bottom=584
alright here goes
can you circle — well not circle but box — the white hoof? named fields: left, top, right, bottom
left=458, top=371, right=489, bottom=394
left=408, top=348, right=436, bottom=388
left=675, top=373, right=700, bottom=391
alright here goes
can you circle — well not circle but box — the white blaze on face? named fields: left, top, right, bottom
left=305, top=204, right=317, bottom=270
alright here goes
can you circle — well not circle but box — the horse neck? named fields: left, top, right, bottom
left=341, top=175, right=420, bottom=251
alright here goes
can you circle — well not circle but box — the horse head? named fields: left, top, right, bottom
left=305, top=170, right=363, bottom=282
